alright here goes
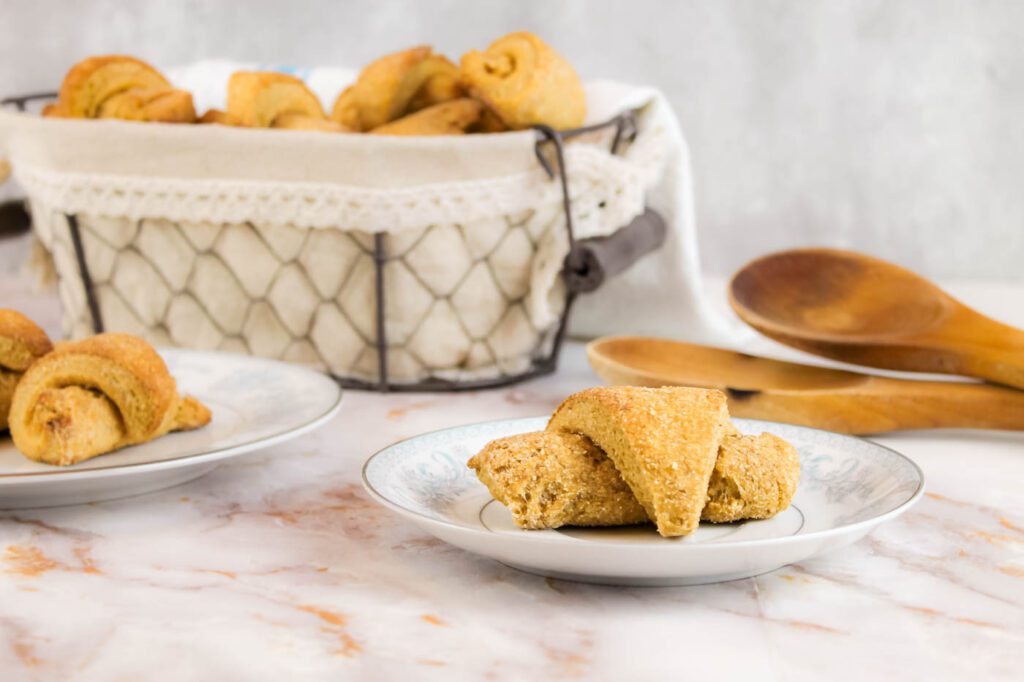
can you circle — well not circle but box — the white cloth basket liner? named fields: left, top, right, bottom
left=0, top=75, right=732, bottom=386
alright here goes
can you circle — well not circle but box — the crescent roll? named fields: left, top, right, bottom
left=330, top=47, right=463, bottom=131
left=1, top=310, right=53, bottom=431
left=459, top=32, right=586, bottom=130
left=44, top=55, right=195, bottom=123
left=546, top=387, right=729, bottom=537
left=8, top=333, right=211, bottom=466
left=226, top=71, right=342, bottom=132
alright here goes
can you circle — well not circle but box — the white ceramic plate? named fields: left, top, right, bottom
left=0, top=349, right=342, bottom=508
left=363, top=417, right=924, bottom=586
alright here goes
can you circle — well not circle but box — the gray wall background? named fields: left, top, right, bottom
left=1, top=0, right=1021, bottom=279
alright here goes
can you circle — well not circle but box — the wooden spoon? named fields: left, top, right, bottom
left=729, top=248, right=1024, bottom=390
left=587, top=336, right=1024, bottom=434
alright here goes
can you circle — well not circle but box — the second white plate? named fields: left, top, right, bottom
left=0, top=349, right=342, bottom=508
left=363, top=417, right=924, bottom=586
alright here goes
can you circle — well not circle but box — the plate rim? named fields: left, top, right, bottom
left=362, top=415, right=926, bottom=551
left=0, top=348, right=343, bottom=482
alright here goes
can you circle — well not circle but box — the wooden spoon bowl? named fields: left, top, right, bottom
left=729, top=249, right=1024, bottom=389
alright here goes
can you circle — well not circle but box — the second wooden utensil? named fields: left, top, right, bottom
left=729, top=248, right=1024, bottom=389
left=588, top=336, right=1024, bottom=434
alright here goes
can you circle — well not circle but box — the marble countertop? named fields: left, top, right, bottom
left=1, top=276, right=1022, bottom=681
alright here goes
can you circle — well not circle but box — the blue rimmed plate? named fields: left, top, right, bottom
left=363, top=417, right=923, bottom=586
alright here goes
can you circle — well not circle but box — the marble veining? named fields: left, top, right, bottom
left=0, top=278, right=1022, bottom=680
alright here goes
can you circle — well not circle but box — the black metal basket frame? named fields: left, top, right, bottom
left=2, top=92, right=664, bottom=392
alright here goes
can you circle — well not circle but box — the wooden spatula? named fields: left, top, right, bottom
left=729, top=248, right=1024, bottom=390
left=587, top=336, right=1024, bottom=434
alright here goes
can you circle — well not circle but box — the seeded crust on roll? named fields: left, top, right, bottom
left=8, top=333, right=211, bottom=466
left=546, top=386, right=729, bottom=537
left=0, top=309, right=53, bottom=431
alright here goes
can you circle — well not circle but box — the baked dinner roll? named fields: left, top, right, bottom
left=469, top=428, right=799, bottom=530
left=702, top=428, right=800, bottom=523
left=469, top=431, right=649, bottom=529
left=9, top=333, right=211, bottom=466
left=0, top=310, right=53, bottom=431
left=547, top=386, right=729, bottom=537
left=459, top=32, right=586, bottom=130
left=226, top=71, right=339, bottom=131
left=371, top=98, right=483, bottom=136
left=44, top=55, right=195, bottom=123
left=331, top=46, right=463, bottom=131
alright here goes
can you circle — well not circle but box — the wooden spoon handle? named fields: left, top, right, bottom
left=940, top=311, right=1024, bottom=390
left=587, top=337, right=1024, bottom=434
left=724, top=376, right=1024, bottom=434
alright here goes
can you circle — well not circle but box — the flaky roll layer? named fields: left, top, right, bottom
left=331, top=47, right=463, bottom=131
left=371, top=98, right=483, bottom=136
left=547, top=387, right=729, bottom=537
left=459, top=32, right=586, bottom=130
left=226, top=71, right=334, bottom=130
left=0, top=309, right=53, bottom=431
left=9, top=333, right=211, bottom=466
left=44, top=55, right=195, bottom=123
left=97, top=87, right=196, bottom=123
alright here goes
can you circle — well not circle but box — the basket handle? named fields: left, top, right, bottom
left=562, top=208, right=667, bottom=294
left=0, top=152, right=32, bottom=240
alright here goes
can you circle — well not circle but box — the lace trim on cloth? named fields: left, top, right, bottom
left=13, top=133, right=666, bottom=236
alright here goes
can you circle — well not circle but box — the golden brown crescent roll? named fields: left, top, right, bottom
left=226, top=71, right=334, bottom=130
left=459, top=32, right=586, bottom=130
left=1, top=310, right=53, bottom=431
left=370, top=98, right=483, bottom=136
left=8, top=333, right=211, bottom=466
left=330, top=47, right=463, bottom=131
left=468, top=431, right=649, bottom=529
left=44, top=55, right=195, bottom=123
left=469, top=428, right=799, bottom=530
left=547, top=387, right=729, bottom=537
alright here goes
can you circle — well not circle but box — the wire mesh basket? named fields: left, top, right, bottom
left=2, top=93, right=665, bottom=391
